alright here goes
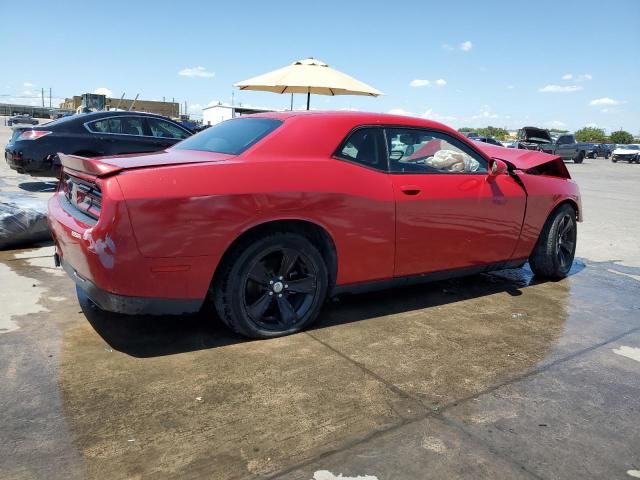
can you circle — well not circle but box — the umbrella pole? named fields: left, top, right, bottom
left=306, top=91, right=310, bottom=110
left=290, top=93, right=293, bottom=111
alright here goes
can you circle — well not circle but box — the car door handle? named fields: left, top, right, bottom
left=399, top=185, right=421, bottom=195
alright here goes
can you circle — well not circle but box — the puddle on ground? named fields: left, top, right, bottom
left=0, top=262, right=48, bottom=334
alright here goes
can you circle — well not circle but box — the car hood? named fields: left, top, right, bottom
left=59, top=149, right=234, bottom=177
left=475, top=142, right=566, bottom=171
left=518, top=127, right=553, bottom=143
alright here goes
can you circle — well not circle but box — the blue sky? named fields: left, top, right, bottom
left=2, top=0, right=639, bottom=133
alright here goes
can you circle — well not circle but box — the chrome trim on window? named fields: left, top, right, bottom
left=82, top=114, right=191, bottom=139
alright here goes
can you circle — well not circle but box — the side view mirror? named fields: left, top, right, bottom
left=488, top=158, right=508, bottom=178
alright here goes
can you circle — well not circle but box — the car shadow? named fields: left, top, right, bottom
left=81, top=260, right=586, bottom=358
left=18, top=181, right=58, bottom=193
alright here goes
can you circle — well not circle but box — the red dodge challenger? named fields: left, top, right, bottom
left=48, top=112, right=581, bottom=338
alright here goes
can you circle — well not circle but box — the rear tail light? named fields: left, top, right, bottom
left=62, top=173, right=102, bottom=220
left=17, top=130, right=52, bottom=141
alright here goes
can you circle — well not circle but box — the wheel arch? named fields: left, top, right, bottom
left=548, top=198, right=580, bottom=223
left=213, top=218, right=339, bottom=292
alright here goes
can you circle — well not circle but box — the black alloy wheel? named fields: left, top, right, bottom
left=529, top=204, right=577, bottom=279
left=555, top=213, right=576, bottom=272
left=243, top=247, right=319, bottom=331
left=214, top=232, right=328, bottom=338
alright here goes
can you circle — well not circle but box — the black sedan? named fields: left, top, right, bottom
left=5, top=111, right=193, bottom=177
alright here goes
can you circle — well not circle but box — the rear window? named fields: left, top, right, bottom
left=174, top=118, right=282, bottom=155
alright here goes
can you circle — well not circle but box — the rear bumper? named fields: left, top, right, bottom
left=48, top=191, right=211, bottom=313
left=61, top=256, right=202, bottom=315
left=5, top=146, right=58, bottom=177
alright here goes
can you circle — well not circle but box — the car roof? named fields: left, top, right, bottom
left=77, top=110, right=176, bottom=120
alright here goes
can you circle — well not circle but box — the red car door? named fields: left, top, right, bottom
left=385, top=128, right=526, bottom=277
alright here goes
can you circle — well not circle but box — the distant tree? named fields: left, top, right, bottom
left=575, top=127, right=606, bottom=142
left=477, top=126, right=510, bottom=140
left=549, top=128, right=569, bottom=134
left=458, top=127, right=475, bottom=134
left=609, top=130, right=634, bottom=144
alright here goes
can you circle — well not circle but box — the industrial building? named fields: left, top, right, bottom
left=60, top=94, right=179, bottom=118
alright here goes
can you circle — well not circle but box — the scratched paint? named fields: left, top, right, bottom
left=313, top=471, right=379, bottom=480
left=613, top=346, right=640, bottom=363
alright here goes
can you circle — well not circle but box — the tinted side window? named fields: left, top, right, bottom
left=386, top=128, right=487, bottom=174
left=87, top=117, right=145, bottom=136
left=557, top=135, right=573, bottom=145
left=120, top=117, right=145, bottom=136
left=147, top=118, right=190, bottom=139
left=334, top=128, right=386, bottom=171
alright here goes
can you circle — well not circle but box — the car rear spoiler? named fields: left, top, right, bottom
left=58, top=153, right=124, bottom=177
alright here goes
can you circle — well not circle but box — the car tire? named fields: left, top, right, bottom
left=213, top=232, right=328, bottom=339
left=612, top=158, right=617, bottom=163
left=528, top=204, right=577, bottom=279
left=574, top=152, right=584, bottom=164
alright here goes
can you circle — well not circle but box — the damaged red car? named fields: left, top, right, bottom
left=48, top=112, right=582, bottom=338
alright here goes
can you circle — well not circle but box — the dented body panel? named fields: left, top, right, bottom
left=47, top=111, right=582, bottom=315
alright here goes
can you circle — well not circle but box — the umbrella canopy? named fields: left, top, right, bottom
left=234, top=58, right=382, bottom=109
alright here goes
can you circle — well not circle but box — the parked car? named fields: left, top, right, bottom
left=472, top=136, right=504, bottom=147
left=611, top=144, right=640, bottom=163
left=8, top=114, right=38, bottom=126
left=587, top=144, right=613, bottom=159
left=5, top=111, right=193, bottom=177
left=516, top=127, right=589, bottom=163
left=49, top=112, right=581, bottom=339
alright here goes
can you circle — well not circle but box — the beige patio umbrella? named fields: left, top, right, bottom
left=234, top=58, right=382, bottom=110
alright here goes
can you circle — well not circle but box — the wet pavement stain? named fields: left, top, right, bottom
left=1, top=248, right=639, bottom=479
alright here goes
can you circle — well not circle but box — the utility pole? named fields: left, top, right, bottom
left=128, top=93, right=139, bottom=111
left=115, top=93, right=125, bottom=110
left=41, top=88, right=45, bottom=108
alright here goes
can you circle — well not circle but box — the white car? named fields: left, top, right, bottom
left=611, top=144, right=640, bottom=163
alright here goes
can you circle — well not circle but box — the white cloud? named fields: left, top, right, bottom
left=442, top=44, right=455, bottom=51
left=507, top=85, right=515, bottom=89
left=421, top=109, right=456, bottom=122
left=590, top=97, right=621, bottom=106
left=460, top=41, right=473, bottom=52
left=545, top=120, right=566, bottom=128
left=94, top=87, right=113, bottom=97
left=409, top=79, right=430, bottom=87
left=563, top=73, right=592, bottom=82
left=409, top=79, right=446, bottom=88
left=387, top=108, right=414, bottom=116
left=179, top=66, right=215, bottom=78
left=23, top=82, right=34, bottom=87
left=538, top=84, right=583, bottom=93
left=600, top=108, right=610, bottom=113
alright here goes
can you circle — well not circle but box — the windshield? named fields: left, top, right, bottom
left=621, top=145, right=639, bottom=150
left=175, top=117, right=282, bottom=155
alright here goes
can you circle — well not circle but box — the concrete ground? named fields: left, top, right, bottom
left=1, top=118, right=639, bottom=480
